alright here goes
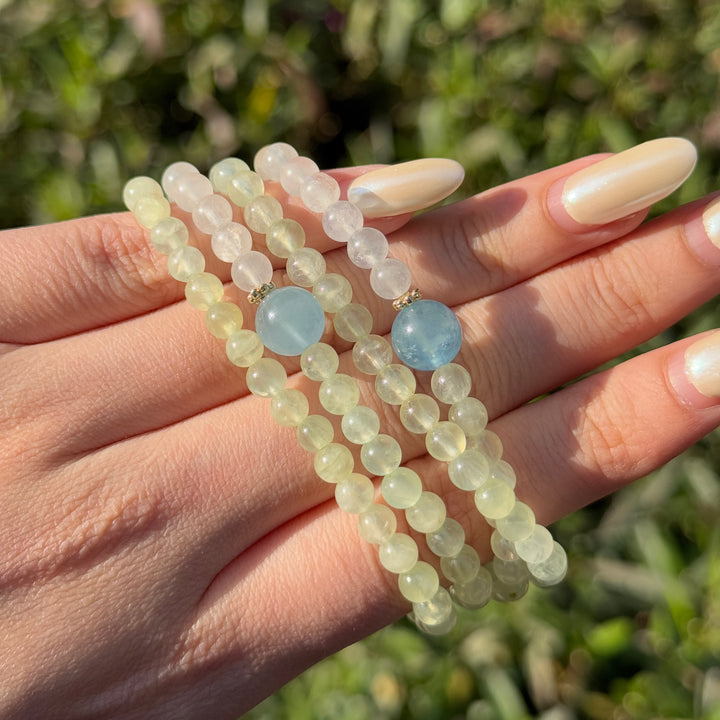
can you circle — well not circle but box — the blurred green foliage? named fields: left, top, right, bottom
left=2, top=0, right=719, bottom=718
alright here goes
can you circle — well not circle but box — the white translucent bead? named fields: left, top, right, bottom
left=431, top=363, right=472, bottom=405
left=413, top=607, right=457, bottom=636
left=244, top=194, right=283, bottom=234
left=318, top=373, right=360, bottom=415
left=322, top=201, right=364, bottom=243
left=450, top=566, right=493, bottom=610
left=425, top=421, right=466, bottom=462
left=301, top=172, right=341, bottom=213
left=448, top=449, right=490, bottom=491
left=335, top=473, right=375, bottom=514
left=228, top=171, right=265, bottom=207
left=379, top=533, right=418, bottom=574
left=490, top=530, right=519, bottom=562
left=380, top=467, right=423, bottom=509
left=150, top=216, right=189, bottom=254
left=398, top=561, right=439, bottom=603
left=209, top=157, right=249, bottom=194
left=192, top=194, right=233, bottom=234
left=174, top=172, right=213, bottom=213
left=375, top=364, right=416, bottom=406
left=492, top=557, right=529, bottom=585
left=296, top=414, right=334, bottom=453
left=490, top=460, right=517, bottom=490
left=528, top=541, right=568, bottom=587
left=287, top=247, right=326, bottom=287
left=300, top=342, right=339, bottom=381
left=426, top=518, right=465, bottom=558
left=474, top=478, right=515, bottom=520
left=441, top=544, right=481, bottom=584
left=271, top=389, right=309, bottom=427
left=515, top=525, right=554, bottom=564
left=347, top=227, right=389, bottom=269
left=266, top=218, right=305, bottom=258
left=352, top=334, right=393, bottom=375
left=168, top=245, right=205, bottom=282
left=492, top=576, right=529, bottom=602
left=254, top=142, right=298, bottom=181
left=226, top=330, right=264, bottom=367
left=399, top=394, right=440, bottom=434
left=333, top=303, right=372, bottom=342
left=123, top=175, right=163, bottom=211
left=206, top=301, right=243, bottom=339
left=413, top=586, right=454, bottom=627
left=312, top=273, right=353, bottom=313
left=211, top=222, right=252, bottom=263
left=369, top=258, right=412, bottom=300
left=341, top=405, right=380, bottom=445
left=231, top=250, right=273, bottom=291
left=314, top=443, right=354, bottom=483
left=133, top=195, right=171, bottom=228
left=358, top=504, right=397, bottom=544
left=361, top=434, right=402, bottom=476
left=185, top=272, right=224, bottom=310
left=246, top=357, right=287, bottom=397
left=161, top=161, right=198, bottom=200
left=449, top=397, right=488, bottom=437
left=406, top=491, right=446, bottom=533
left=467, top=429, right=503, bottom=461
left=281, top=156, right=319, bottom=196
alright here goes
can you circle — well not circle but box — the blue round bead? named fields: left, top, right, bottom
left=391, top=299, right=462, bottom=371
left=256, top=286, right=325, bottom=356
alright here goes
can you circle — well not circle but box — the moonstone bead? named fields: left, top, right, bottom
left=347, top=227, right=389, bottom=269
left=281, top=156, right=319, bottom=196
left=322, top=201, right=364, bottom=243
left=271, top=388, right=309, bottom=427
left=425, top=421, right=466, bottom=462
left=254, top=142, right=298, bottom=181
left=318, top=373, right=360, bottom=415
left=123, top=175, right=163, bottom=211
left=266, top=218, right=305, bottom=258
left=406, top=491, right=446, bottom=533
left=369, top=258, right=412, bottom=300
left=244, top=194, right=283, bottom=234
left=379, top=533, right=419, bottom=574
left=515, top=525, right=554, bottom=564
left=449, top=397, right=488, bottom=437
left=335, top=473, right=375, bottom=514
left=174, top=172, right=213, bottom=212
left=426, top=518, right=465, bottom=558
left=474, top=477, right=515, bottom=520
left=333, top=303, right=373, bottom=342
left=450, top=567, right=493, bottom=610
left=228, top=171, right=264, bottom=207
left=296, top=414, right=334, bottom=452
left=341, top=405, right=380, bottom=445
left=256, top=287, right=326, bottom=356
left=431, top=363, right=472, bottom=404
left=375, top=364, right=416, bottom=405
left=391, top=300, right=462, bottom=371
left=413, top=586, right=454, bottom=627
left=380, top=467, right=422, bottom=509
left=361, top=434, right=402, bottom=476
left=168, top=245, right=205, bottom=282
left=209, top=157, right=249, bottom=194
left=398, top=561, right=439, bottom=603
left=226, top=330, right=264, bottom=367
left=314, top=442, right=354, bottom=483
left=300, top=342, right=339, bottom=381
left=231, top=250, right=273, bottom=291
left=448, top=449, right=490, bottom=491
left=358, top=504, right=397, bottom=544
left=211, top=222, right=252, bottom=262
left=205, top=301, right=243, bottom=339
left=467, top=429, right=503, bottom=461
left=133, top=195, right=171, bottom=228
left=528, top=542, right=568, bottom=587
left=185, top=272, right=224, bottom=310
left=286, top=247, right=326, bottom=287
left=246, top=357, right=287, bottom=397
left=312, top=273, right=353, bottom=313
left=441, top=544, right=481, bottom=584
left=399, top=394, right=440, bottom=434
left=301, top=172, right=341, bottom=213
left=352, top=334, right=393, bottom=375
left=161, top=161, right=197, bottom=199
left=192, top=194, right=233, bottom=234
left=150, top=216, right=189, bottom=254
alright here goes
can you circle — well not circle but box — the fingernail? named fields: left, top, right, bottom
left=670, top=331, right=720, bottom=408
left=347, top=158, right=465, bottom=218
left=685, top=196, right=720, bottom=266
left=554, top=137, right=697, bottom=227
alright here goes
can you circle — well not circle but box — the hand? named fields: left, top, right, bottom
left=2, top=140, right=718, bottom=719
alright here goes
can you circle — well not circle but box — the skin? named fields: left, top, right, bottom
left=1, top=156, right=719, bottom=719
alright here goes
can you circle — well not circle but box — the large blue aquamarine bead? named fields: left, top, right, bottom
left=391, top=299, right=462, bottom=371
left=256, top=286, right=325, bottom=356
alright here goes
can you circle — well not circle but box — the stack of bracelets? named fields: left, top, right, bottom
left=122, top=144, right=568, bottom=635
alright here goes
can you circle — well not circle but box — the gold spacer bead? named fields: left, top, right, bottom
left=248, top=281, right=276, bottom=304
left=393, top=288, right=423, bottom=311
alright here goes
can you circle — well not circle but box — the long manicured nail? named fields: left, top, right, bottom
left=670, top=331, right=720, bottom=408
left=556, top=137, right=697, bottom=226
left=348, top=158, right=465, bottom=218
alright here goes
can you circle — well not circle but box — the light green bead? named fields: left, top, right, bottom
left=358, top=504, right=397, bottom=544
left=319, top=373, right=360, bottom=415
left=425, top=421, right=466, bottom=462
left=490, top=460, right=517, bottom=490
left=266, top=218, right=305, bottom=258
left=474, top=478, right=515, bottom=520
left=300, top=342, right=339, bottom=381
left=341, top=405, right=380, bottom=445
left=431, top=363, right=472, bottom=404
left=515, top=525, right=554, bottom=564
left=492, top=576, right=529, bottom=602
left=361, top=434, right=402, bottom=476
left=314, top=442, right=354, bottom=483
left=244, top=194, right=283, bottom=234
left=296, top=414, right=334, bottom=452
left=441, top=544, right=481, bottom=584
left=451, top=567, right=493, bottom=610
left=448, top=449, right=490, bottom=491
left=413, top=608, right=457, bottom=636
left=270, top=388, right=309, bottom=427
left=226, top=330, right=264, bottom=367
left=150, top=216, right=189, bottom=254
left=206, top=301, right=244, bottom=339
left=168, top=245, right=205, bottom=282
left=448, top=397, right=488, bottom=437
left=413, top=586, right=454, bottom=627
left=375, top=364, right=416, bottom=406
left=492, top=557, right=529, bottom=585
left=209, top=157, right=249, bottom=194
left=134, top=195, right=171, bottom=228
left=467, top=429, right=503, bottom=461
left=406, top=491, right=446, bottom=533
left=333, top=303, right=373, bottom=342
left=312, top=272, right=353, bottom=312
left=352, top=334, right=393, bottom=375
left=287, top=247, right=326, bottom=287
left=398, top=561, right=439, bottom=603
left=379, top=533, right=418, bottom=573
left=185, top=272, right=224, bottom=310
left=495, top=501, right=535, bottom=543
left=528, top=542, right=567, bottom=587
left=246, top=357, right=287, bottom=398
left=399, top=394, right=440, bottom=434
left=335, top=473, right=375, bottom=514
left=123, top=175, right=163, bottom=211
left=228, top=170, right=264, bottom=207
left=381, top=467, right=422, bottom=509
left=490, top=530, right=518, bottom=561
left=426, top=518, right=465, bottom=558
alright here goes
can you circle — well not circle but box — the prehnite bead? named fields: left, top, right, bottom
left=358, top=504, right=397, bottom=544
left=398, top=561, right=439, bottom=603
left=161, top=161, right=197, bottom=199
left=352, top=334, right=393, bottom=375
left=133, top=195, right=171, bottom=228
left=185, top=272, right=224, bottom=311
left=515, top=525, right=554, bottom=564
left=448, top=449, right=490, bottom=491
left=413, top=608, right=457, bottom=636
left=347, top=227, right=389, bottom=269
left=246, top=357, right=287, bottom=397
left=413, top=586, right=454, bottom=627
left=286, top=247, right=326, bottom=287
left=318, top=373, right=360, bottom=415
left=322, top=201, right=364, bottom=243
left=244, top=194, right=283, bottom=234
left=467, top=429, right=503, bottom=461
left=301, top=172, right=341, bottom=213
left=490, top=460, right=517, bottom=490
left=226, top=330, right=264, bottom=367
left=271, top=388, right=309, bottom=427
left=211, top=222, right=252, bottom=262
left=209, top=157, right=249, bottom=194
left=431, top=363, right=472, bottom=404
left=150, top=216, right=189, bottom=255
left=333, top=303, right=373, bottom=342
left=168, top=245, right=205, bottom=282
left=449, top=397, right=488, bottom=437
left=192, top=194, right=233, bottom=235
left=281, top=156, right=319, bottom=196
left=296, top=414, right=334, bottom=453
left=369, top=258, right=412, bottom=300
left=360, top=434, right=402, bottom=476
left=527, top=542, right=567, bottom=586
left=492, top=557, right=529, bottom=585
left=380, top=467, right=423, bottom=509
left=314, top=443, right=354, bottom=483
left=406, top=491, right=446, bottom=533
left=425, top=421, right=466, bottom=462
left=254, top=142, right=298, bottom=181
left=206, top=301, right=244, bottom=339
left=492, top=576, right=529, bottom=602
left=375, top=364, right=416, bottom=406
left=255, top=287, right=326, bottom=356
left=312, top=273, right=353, bottom=313
left=399, top=394, right=440, bottom=434
left=174, top=172, right=213, bottom=213
left=426, top=518, right=466, bottom=558
left=379, top=533, right=419, bottom=574
left=450, top=567, right=493, bottom=610
left=300, top=342, right=339, bottom=381
left=335, top=473, right=375, bottom=514
left=441, top=544, right=481, bottom=584
left=266, top=218, right=305, bottom=258
left=228, top=171, right=264, bottom=207
left=123, top=175, right=163, bottom=211
left=474, top=478, right=515, bottom=520
left=341, top=405, right=380, bottom=445
left=490, top=531, right=518, bottom=562
left=391, top=300, right=462, bottom=371
left=231, top=250, right=273, bottom=291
